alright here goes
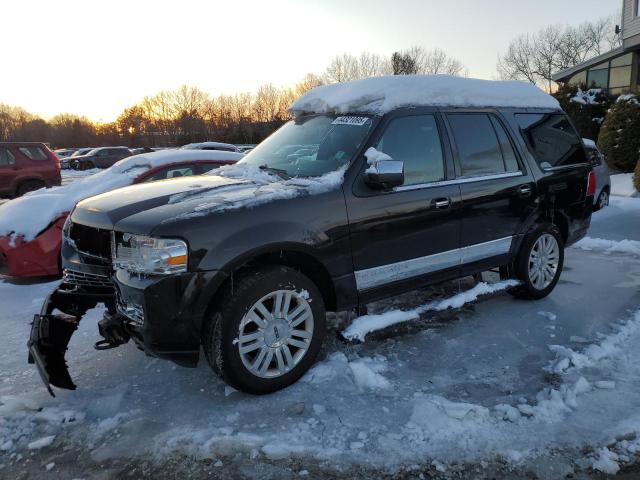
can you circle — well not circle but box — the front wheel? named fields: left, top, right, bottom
left=508, top=223, right=564, bottom=300
left=203, top=265, right=326, bottom=394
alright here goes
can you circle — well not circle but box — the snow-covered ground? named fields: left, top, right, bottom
left=1, top=195, right=640, bottom=479
left=610, top=173, right=638, bottom=198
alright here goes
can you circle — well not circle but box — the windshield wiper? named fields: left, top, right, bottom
left=259, top=165, right=291, bottom=179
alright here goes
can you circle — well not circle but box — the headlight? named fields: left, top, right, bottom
left=112, top=233, right=188, bottom=275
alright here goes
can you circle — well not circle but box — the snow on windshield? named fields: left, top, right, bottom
left=290, top=75, right=560, bottom=116
left=0, top=150, right=242, bottom=242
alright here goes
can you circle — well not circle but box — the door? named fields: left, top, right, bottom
left=0, top=147, right=17, bottom=192
left=346, top=111, right=461, bottom=299
left=444, top=112, right=536, bottom=266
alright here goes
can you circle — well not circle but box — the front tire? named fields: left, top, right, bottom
left=203, top=265, right=326, bottom=394
left=509, top=223, right=564, bottom=300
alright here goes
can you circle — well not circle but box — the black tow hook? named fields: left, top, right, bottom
left=96, top=311, right=130, bottom=350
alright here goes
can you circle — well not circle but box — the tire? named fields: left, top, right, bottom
left=203, top=265, right=326, bottom=394
left=80, top=160, right=95, bottom=170
left=508, top=223, right=564, bottom=300
left=16, top=180, right=45, bottom=197
left=595, top=189, right=609, bottom=211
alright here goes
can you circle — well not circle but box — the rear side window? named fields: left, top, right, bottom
left=447, top=114, right=519, bottom=176
left=18, top=146, right=49, bottom=161
left=0, top=148, right=16, bottom=166
left=515, top=113, right=588, bottom=169
left=374, top=114, right=445, bottom=186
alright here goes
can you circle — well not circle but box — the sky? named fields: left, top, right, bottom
left=1, top=0, right=620, bottom=122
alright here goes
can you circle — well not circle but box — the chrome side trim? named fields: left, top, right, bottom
left=460, top=236, right=513, bottom=264
left=354, top=236, right=513, bottom=291
left=354, top=249, right=460, bottom=291
left=394, top=171, right=523, bottom=192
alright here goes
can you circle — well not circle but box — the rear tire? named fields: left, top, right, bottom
left=80, top=160, right=95, bottom=170
left=508, top=223, right=564, bottom=300
left=203, top=265, right=326, bottom=394
left=595, top=189, right=609, bottom=211
left=16, top=180, right=45, bottom=197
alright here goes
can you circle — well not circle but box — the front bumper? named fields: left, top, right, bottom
left=113, top=268, right=227, bottom=367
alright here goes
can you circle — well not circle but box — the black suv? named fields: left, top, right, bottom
left=29, top=82, right=594, bottom=395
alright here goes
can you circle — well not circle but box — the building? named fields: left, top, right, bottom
left=552, top=0, right=640, bottom=94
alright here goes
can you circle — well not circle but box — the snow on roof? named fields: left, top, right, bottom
left=0, top=149, right=243, bottom=242
left=290, top=75, right=560, bottom=116
left=180, top=141, right=240, bottom=152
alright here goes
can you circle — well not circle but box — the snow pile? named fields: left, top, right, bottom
left=573, top=237, right=640, bottom=257
left=290, top=75, right=559, bottom=117
left=166, top=163, right=347, bottom=220
left=570, top=88, right=603, bottom=105
left=548, top=309, right=640, bottom=375
left=611, top=173, right=638, bottom=197
left=342, top=280, right=519, bottom=342
left=0, top=150, right=242, bottom=242
left=582, top=138, right=596, bottom=149
left=303, top=352, right=392, bottom=391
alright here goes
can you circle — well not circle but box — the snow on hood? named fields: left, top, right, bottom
left=290, top=75, right=560, bottom=116
left=0, top=150, right=242, bottom=243
left=164, top=163, right=346, bottom=222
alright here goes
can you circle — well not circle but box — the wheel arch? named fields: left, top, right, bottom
left=208, top=243, right=338, bottom=316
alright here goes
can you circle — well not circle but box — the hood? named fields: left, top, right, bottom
left=71, top=164, right=346, bottom=236
left=72, top=175, right=253, bottom=233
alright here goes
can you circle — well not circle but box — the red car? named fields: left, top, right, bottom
left=0, top=142, right=61, bottom=197
left=0, top=153, right=241, bottom=277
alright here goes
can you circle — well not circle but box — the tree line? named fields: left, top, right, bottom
left=497, top=15, right=621, bottom=91
left=0, top=46, right=466, bottom=148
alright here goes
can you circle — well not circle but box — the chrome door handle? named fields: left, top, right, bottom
left=518, top=185, right=532, bottom=197
left=433, top=198, right=450, bottom=209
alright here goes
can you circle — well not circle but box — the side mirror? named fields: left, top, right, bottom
left=365, top=160, right=404, bottom=189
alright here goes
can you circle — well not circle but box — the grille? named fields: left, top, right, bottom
left=63, top=269, right=113, bottom=289
left=68, top=222, right=112, bottom=260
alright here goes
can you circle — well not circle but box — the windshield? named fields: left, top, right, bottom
left=240, top=115, right=374, bottom=177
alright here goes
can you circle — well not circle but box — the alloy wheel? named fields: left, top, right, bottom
left=528, top=233, right=560, bottom=290
left=237, top=289, right=314, bottom=378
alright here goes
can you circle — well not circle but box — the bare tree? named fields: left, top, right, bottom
left=324, top=52, right=391, bottom=83
left=497, top=16, right=622, bottom=90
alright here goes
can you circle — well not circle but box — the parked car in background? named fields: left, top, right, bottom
left=70, top=146, right=132, bottom=170
left=0, top=142, right=61, bottom=197
left=59, top=147, right=93, bottom=169
left=583, top=138, right=610, bottom=211
left=0, top=150, right=242, bottom=277
left=181, top=141, right=241, bottom=152
left=29, top=76, right=596, bottom=395
left=54, top=149, right=75, bottom=159
left=236, top=144, right=257, bottom=153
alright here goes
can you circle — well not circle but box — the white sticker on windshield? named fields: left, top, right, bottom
left=332, top=116, right=370, bottom=126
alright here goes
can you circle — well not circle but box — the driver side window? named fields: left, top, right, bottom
left=374, top=114, right=445, bottom=186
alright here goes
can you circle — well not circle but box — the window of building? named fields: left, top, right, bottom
left=374, top=114, right=445, bottom=186
left=515, top=114, right=588, bottom=169
left=447, top=114, right=518, bottom=177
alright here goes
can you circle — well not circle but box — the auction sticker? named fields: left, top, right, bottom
left=332, top=116, right=370, bottom=126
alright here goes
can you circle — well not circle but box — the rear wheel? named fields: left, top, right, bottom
left=80, top=160, right=95, bottom=170
left=203, top=265, right=326, bottom=394
left=508, top=223, right=564, bottom=300
left=16, top=180, right=45, bottom=197
left=596, top=189, right=609, bottom=211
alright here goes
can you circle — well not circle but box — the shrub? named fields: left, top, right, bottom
left=553, top=84, right=612, bottom=142
left=598, top=95, right=640, bottom=172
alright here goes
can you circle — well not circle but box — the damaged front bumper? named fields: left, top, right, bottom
left=27, top=283, right=125, bottom=396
